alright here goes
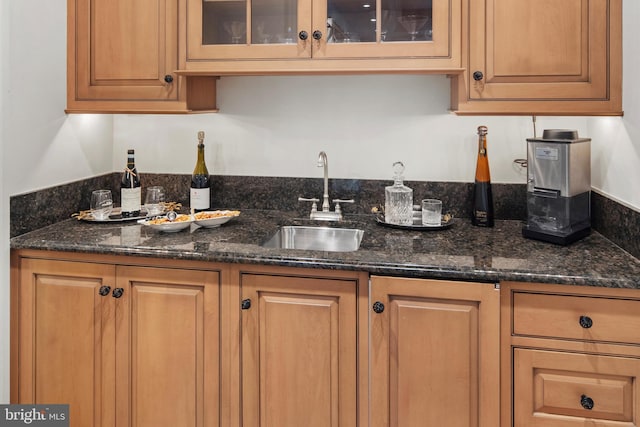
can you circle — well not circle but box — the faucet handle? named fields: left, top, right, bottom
left=298, top=197, right=320, bottom=213
left=333, top=199, right=354, bottom=215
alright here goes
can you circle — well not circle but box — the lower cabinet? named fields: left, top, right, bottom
left=236, top=266, right=367, bottom=427
left=13, top=255, right=221, bottom=427
left=502, top=281, right=640, bottom=427
left=369, top=276, right=501, bottom=427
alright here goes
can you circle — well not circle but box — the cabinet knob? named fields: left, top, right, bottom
left=472, top=71, right=484, bottom=81
left=372, top=301, right=385, bottom=313
left=579, top=315, right=593, bottom=329
left=112, top=288, right=124, bottom=299
left=298, top=31, right=309, bottom=41
left=164, top=74, right=174, bottom=84
left=99, top=285, right=111, bottom=297
left=312, top=30, right=323, bottom=40
left=580, top=394, right=594, bottom=410
left=241, top=298, right=251, bottom=310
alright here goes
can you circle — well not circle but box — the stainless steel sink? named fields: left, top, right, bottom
left=262, top=226, right=364, bottom=252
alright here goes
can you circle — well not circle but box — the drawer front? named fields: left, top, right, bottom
left=514, top=348, right=640, bottom=426
left=512, top=292, right=640, bottom=344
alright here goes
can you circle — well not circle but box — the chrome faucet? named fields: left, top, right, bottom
left=298, top=151, right=354, bottom=221
left=318, top=151, right=330, bottom=212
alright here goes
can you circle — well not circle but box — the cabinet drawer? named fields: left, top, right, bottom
left=512, top=292, right=640, bottom=345
left=514, top=348, right=640, bottom=426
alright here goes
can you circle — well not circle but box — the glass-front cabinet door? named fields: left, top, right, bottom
left=186, top=0, right=458, bottom=63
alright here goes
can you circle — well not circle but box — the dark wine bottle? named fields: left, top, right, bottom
left=472, top=125, right=494, bottom=227
left=190, top=131, right=210, bottom=212
left=120, top=149, right=141, bottom=217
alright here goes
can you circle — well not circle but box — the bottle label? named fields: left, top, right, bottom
left=190, top=188, right=210, bottom=210
left=121, top=187, right=141, bottom=213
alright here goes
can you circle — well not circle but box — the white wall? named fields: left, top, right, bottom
left=1, top=0, right=639, bottom=403
left=1, top=0, right=9, bottom=405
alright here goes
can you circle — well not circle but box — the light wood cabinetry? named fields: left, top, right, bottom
left=12, top=252, right=222, bottom=427
left=451, top=0, right=622, bottom=115
left=369, top=276, right=500, bottom=427
left=502, top=282, right=640, bottom=426
left=183, top=0, right=463, bottom=74
left=67, top=0, right=218, bottom=113
left=234, top=265, right=368, bottom=427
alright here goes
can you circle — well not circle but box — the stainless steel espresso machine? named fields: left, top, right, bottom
left=522, top=129, right=591, bottom=245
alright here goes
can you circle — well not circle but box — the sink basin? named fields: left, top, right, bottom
left=262, top=226, right=364, bottom=252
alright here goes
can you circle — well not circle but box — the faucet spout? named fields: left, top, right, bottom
left=317, top=151, right=330, bottom=212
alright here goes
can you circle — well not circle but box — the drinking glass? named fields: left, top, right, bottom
left=145, top=186, right=165, bottom=216
left=422, top=199, right=442, bottom=226
left=91, top=190, right=113, bottom=220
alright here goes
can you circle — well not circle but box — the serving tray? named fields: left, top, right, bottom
left=79, top=207, right=149, bottom=223
left=375, top=213, right=455, bottom=231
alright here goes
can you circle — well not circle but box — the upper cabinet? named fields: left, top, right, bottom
left=183, top=0, right=464, bottom=74
left=451, top=0, right=623, bottom=115
left=66, top=0, right=622, bottom=115
left=67, top=0, right=218, bottom=113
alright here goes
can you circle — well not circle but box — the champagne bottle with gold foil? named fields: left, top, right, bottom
left=472, top=126, right=494, bottom=227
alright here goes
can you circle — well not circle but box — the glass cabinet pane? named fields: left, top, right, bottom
left=381, top=0, right=432, bottom=42
left=202, top=0, right=298, bottom=45
left=203, top=1, right=248, bottom=44
left=251, top=0, right=297, bottom=44
left=326, top=0, right=376, bottom=43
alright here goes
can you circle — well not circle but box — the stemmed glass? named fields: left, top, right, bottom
left=224, top=21, right=246, bottom=44
left=397, top=14, right=430, bottom=41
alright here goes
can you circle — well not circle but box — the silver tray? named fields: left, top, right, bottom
left=81, top=207, right=149, bottom=223
left=375, top=213, right=455, bottom=231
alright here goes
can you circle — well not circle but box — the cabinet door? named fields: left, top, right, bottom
left=370, top=276, right=500, bottom=427
left=115, top=266, right=220, bottom=427
left=186, top=0, right=461, bottom=69
left=68, top=0, right=187, bottom=112
left=240, top=272, right=357, bottom=427
left=187, top=0, right=313, bottom=60
left=17, top=258, right=116, bottom=427
left=453, top=0, right=622, bottom=115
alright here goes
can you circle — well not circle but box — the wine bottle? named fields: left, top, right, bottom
left=472, top=125, right=494, bottom=227
left=190, top=131, right=210, bottom=212
left=120, top=149, right=141, bottom=217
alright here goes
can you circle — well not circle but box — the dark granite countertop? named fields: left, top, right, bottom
left=10, top=209, right=640, bottom=289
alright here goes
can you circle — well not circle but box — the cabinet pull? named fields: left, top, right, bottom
left=164, top=74, right=174, bottom=84
left=312, top=30, right=322, bottom=40
left=98, top=285, right=111, bottom=296
left=241, top=298, right=251, bottom=310
left=579, top=315, right=593, bottom=329
left=112, top=288, right=124, bottom=299
left=372, top=301, right=385, bottom=313
left=472, top=71, right=484, bottom=81
left=580, top=394, right=594, bottom=410
left=298, top=31, right=308, bottom=41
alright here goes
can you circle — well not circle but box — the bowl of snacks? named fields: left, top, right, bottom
left=193, top=210, right=240, bottom=228
left=138, top=213, right=194, bottom=232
